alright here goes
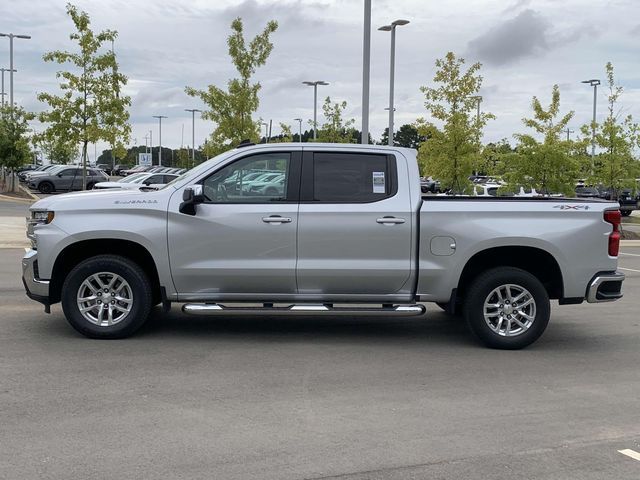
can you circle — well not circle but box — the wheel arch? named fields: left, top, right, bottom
left=457, top=246, right=564, bottom=301
left=50, top=239, right=161, bottom=305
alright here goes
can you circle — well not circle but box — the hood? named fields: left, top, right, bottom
left=30, top=186, right=172, bottom=213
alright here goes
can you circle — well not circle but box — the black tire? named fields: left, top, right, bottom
left=38, top=181, right=54, bottom=194
left=621, top=210, right=631, bottom=217
left=86, top=182, right=95, bottom=190
left=463, top=267, right=550, bottom=349
left=61, top=255, right=153, bottom=339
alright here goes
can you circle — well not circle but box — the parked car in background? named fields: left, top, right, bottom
left=618, top=188, right=639, bottom=216
left=19, top=165, right=58, bottom=182
left=28, top=167, right=109, bottom=194
left=246, top=173, right=286, bottom=197
left=17, top=165, right=39, bottom=174
left=121, top=165, right=151, bottom=176
left=95, top=163, right=113, bottom=175
left=110, top=164, right=130, bottom=176
left=92, top=172, right=179, bottom=190
left=420, top=177, right=440, bottom=194
left=575, top=186, right=600, bottom=198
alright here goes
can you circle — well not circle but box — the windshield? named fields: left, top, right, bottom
left=159, top=148, right=239, bottom=190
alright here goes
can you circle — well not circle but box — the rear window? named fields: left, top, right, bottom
left=312, top=153, right=395, bottom=203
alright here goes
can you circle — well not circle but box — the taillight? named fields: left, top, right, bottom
left=604, top=209, right=621, bottom=257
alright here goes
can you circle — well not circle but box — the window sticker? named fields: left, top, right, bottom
left=372, top=171, right=386, bottom=193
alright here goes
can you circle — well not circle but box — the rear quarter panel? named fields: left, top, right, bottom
left=417, top=199, right=619, bottom=302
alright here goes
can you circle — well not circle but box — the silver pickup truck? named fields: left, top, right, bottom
left=22, top=143, right=625, bottom=349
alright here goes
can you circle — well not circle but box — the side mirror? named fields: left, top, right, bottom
left=179, top=185, right=204, bottom=215
left=57, top=173, right=63, bottom=177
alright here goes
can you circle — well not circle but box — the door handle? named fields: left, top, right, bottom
left=376, top=217, right=406, bottom=225
left=262, top=216, right=292, bottom=224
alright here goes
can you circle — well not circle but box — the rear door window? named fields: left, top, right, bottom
left=307, top=152, right=396, bottom=203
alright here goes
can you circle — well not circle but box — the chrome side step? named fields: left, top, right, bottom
left=182, top=303, right=425, bottom=317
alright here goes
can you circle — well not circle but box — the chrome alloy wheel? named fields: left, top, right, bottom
left=76, top=272, right=133, bottom=327
left=483, top=284, right=536, bottom=337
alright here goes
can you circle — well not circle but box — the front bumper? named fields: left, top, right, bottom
left=586, top=271, right=625, bottom=303
left=22, top=249, right=51, bottom=311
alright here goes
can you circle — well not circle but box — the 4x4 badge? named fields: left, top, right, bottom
left=553, top=205, right=590, bottom=210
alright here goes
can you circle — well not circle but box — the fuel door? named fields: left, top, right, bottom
left=430, top=236, right=456, bottom=256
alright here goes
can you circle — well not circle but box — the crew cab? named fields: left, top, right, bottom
left=22, top=143, right=625, bottom=349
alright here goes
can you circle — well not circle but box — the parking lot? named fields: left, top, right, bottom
left=1, top=199, right=639, bottom=479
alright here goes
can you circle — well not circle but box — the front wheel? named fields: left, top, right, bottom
left=38, top=182, right=54, bottom=194
left=620, top=210, right=632, bottom=217
left=463, top=267, right=550, bottom=349
left=61, top=255, right=153, bottom=339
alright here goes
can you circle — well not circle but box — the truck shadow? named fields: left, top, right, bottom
left=137, top=307, right=478, bottom=347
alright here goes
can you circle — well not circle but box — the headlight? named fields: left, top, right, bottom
left=26, top=211, right=55, bottom=249
left=31, top=211, right=55, bottom=224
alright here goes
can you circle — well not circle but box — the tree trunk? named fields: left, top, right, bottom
left=82, top=140, right=88, bottom=190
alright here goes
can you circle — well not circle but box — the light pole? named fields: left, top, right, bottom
left=294, top=118, right=303, bottom=142
left=0, top=33, right=31, bottom=112
left=0, top=68, right=16, bottom=108
left=261, top=122, right=269, bottom=143
left=582, top=79, right=600, bottom=170
left=469, top=95, right=482, bottom=125
left=378, top=19, right=409, bottom=146
left=152, top=115, right=167, bottom=166
left=302, top=81, right=329, bottom=140
left=565, top=128, right=574, bottom=141
left=185, top=109, right=201, bottom=167
left=361, top=0, right=371, bottom=144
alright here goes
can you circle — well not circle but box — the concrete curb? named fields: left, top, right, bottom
left=18, top=184, right=40, bottom=201
left=0, top=194, right=33, bottom=205
left=621, top=240, right=640, bottom=247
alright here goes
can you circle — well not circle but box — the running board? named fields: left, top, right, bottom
left=182, top=303, right=426, bottom=317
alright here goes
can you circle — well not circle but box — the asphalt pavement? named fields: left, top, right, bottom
left=1, top=244, right=639, bottom=479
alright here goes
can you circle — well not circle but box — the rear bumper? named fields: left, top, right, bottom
left=586, top=271, right=625, bottom=303
left=22, top=249, right=51, bottom=308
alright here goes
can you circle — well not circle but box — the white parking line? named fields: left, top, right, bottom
left=618, top=449, right=640, bottom=462
left=620, top=252, right=640, bottom=257
left=619, top=267, right=640, bottom=273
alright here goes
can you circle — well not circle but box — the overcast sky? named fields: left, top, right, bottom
left=1, top=0, right=639, bottom=159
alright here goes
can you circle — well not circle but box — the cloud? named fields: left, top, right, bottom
left=467, top=10, right=551, bottom=66
left=502, top=0, right=532, bottom=14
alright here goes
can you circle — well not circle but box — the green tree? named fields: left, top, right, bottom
left=271, top=123, right=293, bottom=143
left=186, top=17, right=278, bottom=156
left=38, top=3, right=131, bottom=189
left=35, top=132, right=78, bottom=164
left=0, top=105, right=35, bottom=191
left=479, top=139, right=516, bottom=177
left=379, top=124, right=427, bottom=148
left=416, top=52, right=493, bottom=193
left=507, top=85, right=576, bottom=195
left=585, top=62, right=640, bottom=198
left=175, top=147, right=191, bottom=169
left=316, top=97, right=356, bottom=143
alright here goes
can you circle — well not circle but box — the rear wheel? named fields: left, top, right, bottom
left=86, top=182, right=95, bottom=190
left=61, top=255, right=153, bottom=339
left=621, top=210, right=632, bottom=217
left=464, top=267, right=550, bottom=349
left=38, top=182, right=54, bottom=194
